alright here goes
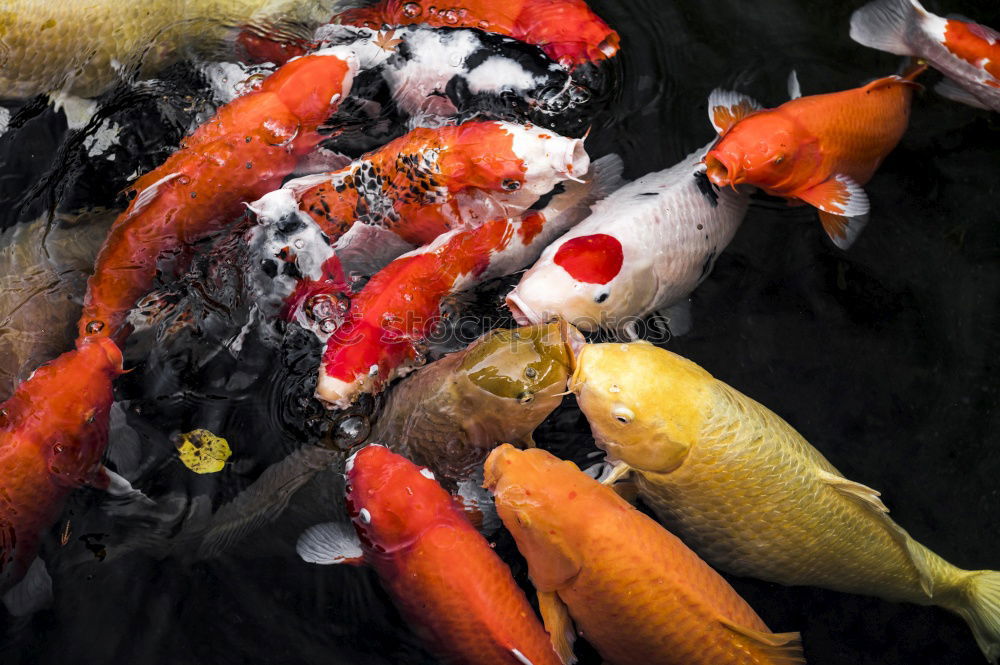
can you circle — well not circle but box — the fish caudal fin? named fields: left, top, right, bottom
left=849, top=0, right=923, bottom=56
left=720, top=620, right=806, bottom=665
left=538, top=591, right=577, bottom=665
left=707, top=89, right=763, bottom=135
left=955, top=570, right=1000, bottom=663
left=935, top=79, right=992, bottom=111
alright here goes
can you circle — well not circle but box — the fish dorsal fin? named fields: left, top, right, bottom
left=787, top=70, right=802, bottom=99
left=861, top=65, right=926, bottom=93
left=707, top=89, right=763, bottom=136
left=719, top=620, right=805, bottom=664
left=817, top=211, right=869, bottom=250
left=296, top=521, right=365, bottom=565
left=818, top=469, right=936, bottom=596
left=538, top=591, right=577, bottom=665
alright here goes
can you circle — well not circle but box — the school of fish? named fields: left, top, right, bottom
left=0, top=0, right=998, bottom=664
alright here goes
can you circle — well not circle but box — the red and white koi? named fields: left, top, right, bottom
left=315, top=154, right=622, bottom=408
left=851, top=0, right=1000, bottom=111
left=507, top=141, right=750, bottom=337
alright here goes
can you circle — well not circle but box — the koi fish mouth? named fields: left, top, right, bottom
left=704, top=154, right=742, bottom=188
left=506, top=291, right=543, bottom=326
left=559, top=139, right=590, bottom=182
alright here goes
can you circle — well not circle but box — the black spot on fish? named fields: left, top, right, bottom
left=529, top=183, right=567, bottom=210
left=260, top=259, right=278, bottom=278
left=694, top=171, right=719, bottom=207
left=282, top=262, right=303, bottom=280
left=640, top=192, right=658, bottom=197
left=275, top=215, right=304, bottom=236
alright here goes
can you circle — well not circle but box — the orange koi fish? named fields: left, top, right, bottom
left=296, top=445, right=564, bottom=665
left=337, top=0, right=619, bottom=69
left=851, top=0, right=1000, bottom=111
left=0, top=339, right=123, bottom=605
left=704, top=66, right=924, bottom=249
left=77, top=47, right=372, bottom=342
left=315, top=154, right=621, bottom=408
left=484, top=445, right=805, bottom=665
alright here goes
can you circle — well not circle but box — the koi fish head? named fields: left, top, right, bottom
left=507, top=232, right=653, bottom=332
left=442, top=122, right=589, bottom=216
left=345, top=445, right=455, bottom=553
left=484, top=445, right=598, bottom=590
left=569, top=342, right=711, bottom=474
left=705, top=117, right=812, bottom=193
left=459, top=323, right=579, bottom=417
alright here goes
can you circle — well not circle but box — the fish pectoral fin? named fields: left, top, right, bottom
left=656, top=299, right=692, bottom=337
left=817, top=211, right=869, bottom=250
left=707, top=89, right=763, bottom=136
left=819, top=469, right=938, bottom=596
left=538, top=591, right=577, bottom=665
left=719, top=620, right=805, bottom=665
left=296, top=521, right=364, bottom=565
left=797, top=175, right=870, bottom=249
left=934, top=79, right=991, bottom=110
left=2, top=557, right=53, bottom=617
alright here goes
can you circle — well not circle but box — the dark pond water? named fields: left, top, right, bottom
left=1, top=1, right=999, bottom=664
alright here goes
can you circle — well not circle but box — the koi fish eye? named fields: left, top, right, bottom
left=595, top=292, right=609, bottom=304
left=502, top=179, right=521, bottom=191
left=612, top=405, right=634, bottom=425
left=772, top=154, right=786, bottom=165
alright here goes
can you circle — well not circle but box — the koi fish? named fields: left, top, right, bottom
left=295, top=445, right=564, bottom=665
left=704, top=66, right=924, bottom=250
left=334, top=0, right=620, bottom=69
left=507, top=141, right=750, bottom=337
left=851, top=0, right=1000, bottom=111
left=180, top=323, right=577, bottom=558
left=484, top=445, right=805, bottom=665
left=569, top=341, right=1000, bottom=663
left=77, top=44, right=387, bottom=342
left=315, top=154, right=622, bottom=408
left=0, top=338, right=124, bottom=610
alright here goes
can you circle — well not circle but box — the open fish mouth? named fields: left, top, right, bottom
left=704, top=153, right=741, bottom=187
left=505, top=291, right=543, bottom=326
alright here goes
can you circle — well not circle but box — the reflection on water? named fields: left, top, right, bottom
left=1, top=1, right=999, bottom=664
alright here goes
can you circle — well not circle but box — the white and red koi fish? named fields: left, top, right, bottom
left=247, top=120, right=591, bottom=326
left=296, top=445, right=564, bottom=665
left=507, top=142, right=750, bottom=337
left=315, top=154, right=623, bottom=408
left=851, top=0, right=1000, bottom=111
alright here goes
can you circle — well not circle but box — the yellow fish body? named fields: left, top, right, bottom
left=0, top=0, right=341, bottom=100
left=570, top=341, right=1000, bottom=662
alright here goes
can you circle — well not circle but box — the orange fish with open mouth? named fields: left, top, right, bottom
left=704, top=65, right=925, bottom=249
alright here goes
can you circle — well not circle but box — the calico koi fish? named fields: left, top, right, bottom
left=703, top=67, right=924, bottom=249
left=570, top=341, right=1000, bottom=663
left=334, top=0, right=620, bottom=69
left=296, top=445, right=564, bottom=665
left=315, top=154, right=621, bottom=408
left=484, top=445, right=805, bottom=665
left=851, top=0, right=1000, bottom=111
left=507, top=141, right=750, bottom=337
left=77, top=43, right=387, bottom=342
left=0, top=338, right=123, bottom=606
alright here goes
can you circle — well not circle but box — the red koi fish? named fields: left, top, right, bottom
left=293, top=0, right=620, bottom=70
left=704, top=66, right=924, bottom=249
left=314, top=154, right=622, bottom=408
left=77, top=47, right=368, bottom=342
left=851, top=0, right=1000, bottom=111
left=295, top=445, right=564, bottom=665
left=0, top=339, right=123, bottom=605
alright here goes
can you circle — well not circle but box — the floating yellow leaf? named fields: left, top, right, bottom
left=176, top=429, right=231, bottom=474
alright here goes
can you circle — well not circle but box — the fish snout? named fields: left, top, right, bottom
left=506, top=290, right=545, bottom=326
left=483, top=443, right=519, bottom=491
left=561, top=138, right=590, bottom=182
left=704, top=152, right=742, bottom=187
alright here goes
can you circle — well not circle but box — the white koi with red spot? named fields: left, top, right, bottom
left=851, top=0, right=1000, bottom=111
left=506, top=143, right=750, bottom=336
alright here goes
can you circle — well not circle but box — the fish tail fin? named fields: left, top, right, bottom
left=953, top=570, right=1000, bottom=663
left=849, top=0, right=924, bottom=56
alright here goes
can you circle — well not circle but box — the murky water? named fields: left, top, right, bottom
left=1, top=1, right=999, bottom=664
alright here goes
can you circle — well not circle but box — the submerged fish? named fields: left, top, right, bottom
left=315, top=154, right=621, bottom=407
left=485, top=445, right=805, bottom=665
left=851, top=0, right=1000, bottom=111
left=570, top=341, right=1000, bottom=662
left=0, top=339, right=123, bottom=609
left=371, top=322, right=578, bottom=484
left=0, top=210, right=115, bottom=400
left=296, top=445, right=563, bottom=665
left=0, top=0, right=345, bottom=100
left=704, top=66, right=924, bottom=249
left=507, top=142, right=750, bottom=337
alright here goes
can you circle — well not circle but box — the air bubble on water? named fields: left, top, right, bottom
left=85, top=320, right=105, bottom=335
left=569, top=85, right=592, bottom=104
left=293, top=239, right=305, bottom=249
left=320, top=319, right=337, bottom=333
left=441, top=9, right=459, bottom=24
left=330, top=415, right=371, bottom=450
left=402, top=2, right=421, bottom=17
left=336, top=293, right=351, bottom=313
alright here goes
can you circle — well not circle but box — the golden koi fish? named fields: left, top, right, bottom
left=570, top=341, right=1000, bottom=663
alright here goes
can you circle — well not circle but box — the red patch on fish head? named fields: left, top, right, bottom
left=346, top=446, right=455, bottom=552
left=437, top=122, right=526, bottom=192
left=553, top=234, right=623, bottom=285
